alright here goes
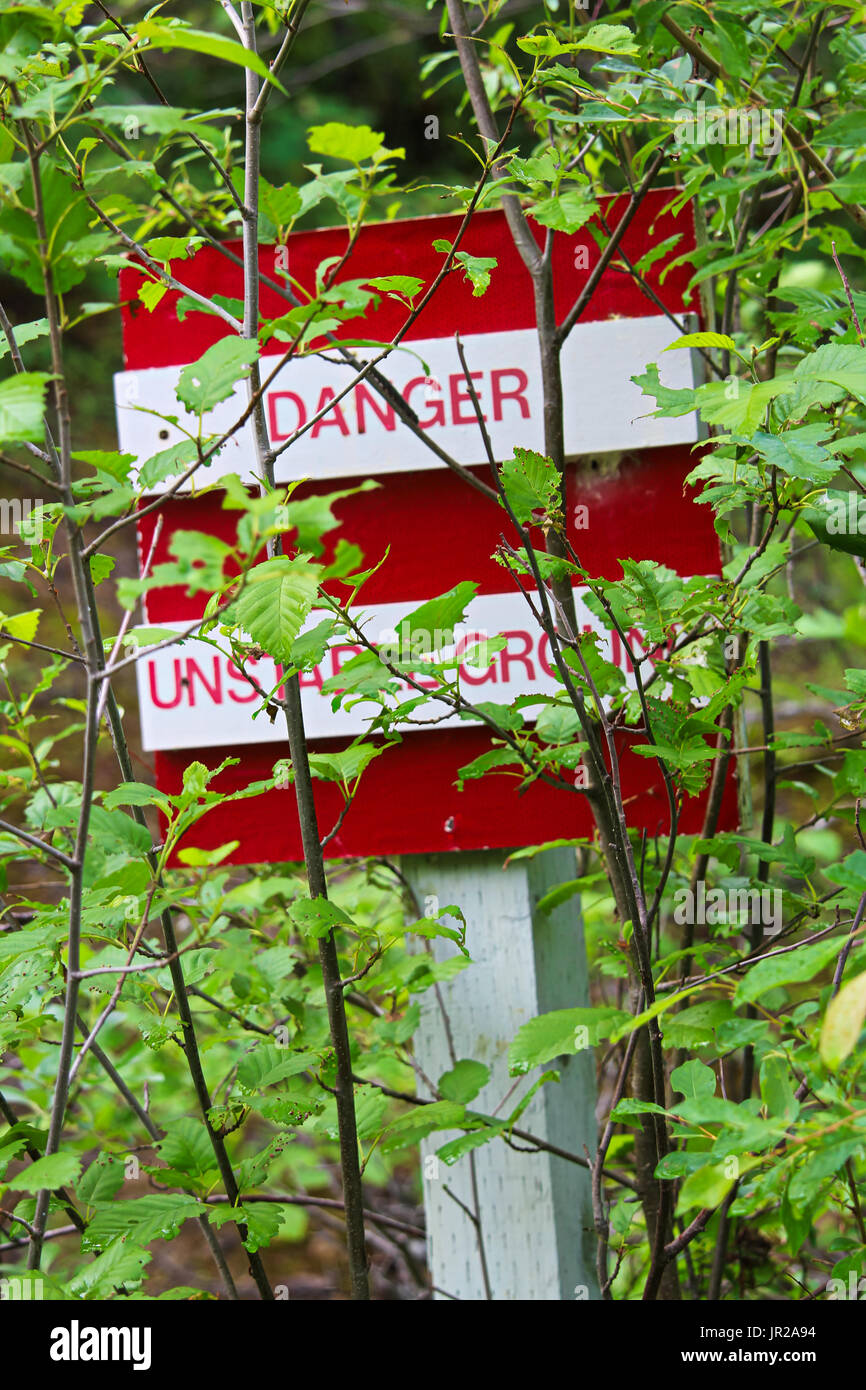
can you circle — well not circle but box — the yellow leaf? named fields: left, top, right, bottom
left=2, top=609, right=40, bottom=643
left=820, top=971, right=866, bottom=1070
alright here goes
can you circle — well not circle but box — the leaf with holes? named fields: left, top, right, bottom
left=176, top=339, right=258, bottom=415
left=500, top=447, right=561, bottom=524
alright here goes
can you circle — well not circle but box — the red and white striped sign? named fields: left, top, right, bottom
left=119, top=193, right=737, bottom=862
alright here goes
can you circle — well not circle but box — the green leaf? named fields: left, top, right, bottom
left=144, top=234, right=203, bottom=263
left=432, top=240, right=497, bottom=295
left=532, top=188, right=598, bottom=234
left=225, top=555, right=321, bottom=664
left=632, top=362, right=697, bottom=417
left=308, top=744, right=384, bottom=787
left=85, top=1194, right=200, bottom=1250
left=8, top=1151, right=81, bottom=1193
left=439, top=1060, right=490, bottom=1104
left=677, top=1161, right=738, bottom=1213
left=695, top=376, right=792, bottom=437
left=663, top=331, right=737, bottom=354
left=176, top=338, right=258, bottom=414
left=671, top=1059, right=716, bottom=1100
left=104, top=781, right=172, bottom=815
left=453, top=252, right=497, bottom=297
left=760, top=1053, right=799, bottom=1121
left=803, top=492, right=866, bottom=561
left=499, top=446, right=560, bottom=523
left=781, top=1182, right=813, bottom=1254
left=0, top=319, right=48, bottom=360
left=380, top=1100, right=467, bottom=1153
left=436, top=1126, right=503, bottom=1165
left=0, top=372, right=53, bottom=443
left=752, top=426, right=838, bottom=484
left=237, top=1045, right=318, bottom=1090
left=517, top=24, right=638, bottom=57
left=820, top=971, right=866, bottom=1070
left=241, top=1202, right=285, bottom=1253
left=734, top=936, right=846, bottom=1005
left=2, top=609, right=40, bottom=643
left=308, top=122, right=386, bottom=164
left=289, top=896, right=354, bottom=939
left=535, top=704, right=582, bottom=744
left=76, top=1154, right=124, bottom=1206
left=365, top=275, right=424, bottom=300
left=137, top=21, right=281, bottom=89
left=612, top=1098, right=668, bottom=1123
left=456, top=747, right=524, bottom=787
left=176, top=293, right=245, bottom=324
left=391, top=582, right=478, bottom=655
left=262, top=179, right=302, bottom=229
left=89, top=554, right=116, bottom=586
left=157, top=1118, right=215, bottom=1179
left=139, top=279, right=168, bottom=313
left=509, top=1007, right=629, bottom=1074
left=68, top=1239, right=151, bottom=1297
left=789, top=1140, right=865, bottom=1210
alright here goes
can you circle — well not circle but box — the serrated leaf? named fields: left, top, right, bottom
left=500, top=446, right=560, bottom=523
left=0, top=372, right=52, bottom=443
left=8, top=1151, right=81, bottom=1193
left=262, top=180, right=302, bottom=229
left=508, top=1007, right=628, bottom=1074
left=226, top=555, right=321, bottom=663
left=85, top=1194, right=200, bottom=1249
left=734, top=936, right=844, bottom=1005
left=176, top=338, right=258, bottom=414
left=532, top=189, right=597, bottom=234
left=157, top=1118, right=215, bottom=1179
left=237, top=1045, right=318, bottom=1090
left=289, top=896, right=354, bottom=939
left=0, top=319, right=48, bottom=359
left=68, top=1239, right=151, bottom=1297
left=517, top=24, right=638, bottom=57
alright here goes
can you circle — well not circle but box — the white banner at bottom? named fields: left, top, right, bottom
left=135, top=589, right=651, bottom=752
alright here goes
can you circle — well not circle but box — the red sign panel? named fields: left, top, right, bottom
left=117, top=191, right=737, bottom=862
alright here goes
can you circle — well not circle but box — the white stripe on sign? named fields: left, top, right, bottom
left=114, top=319, right=698, bottom=489
left=134, top=589, right=654, bottom=752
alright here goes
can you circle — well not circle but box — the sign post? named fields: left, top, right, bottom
left=403, top=848, right=598, bottom=1301
left=116, top=193, right=735, bottom=1298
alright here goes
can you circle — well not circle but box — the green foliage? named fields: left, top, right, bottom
left=1, top=0, right=865, bottom=1308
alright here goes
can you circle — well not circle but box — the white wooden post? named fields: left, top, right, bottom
left=402, top=847, right=599, bottom=1301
